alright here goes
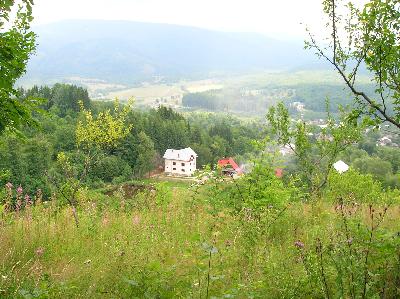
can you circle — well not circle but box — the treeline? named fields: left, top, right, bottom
left=338, top=131, right=400, bottom=188
left=0, top=84, right=263, bottom=197
left=181, top=85, right=355, bottom=116
left=182, top=84, right=386, bottom=117
left=285, top=84, right=367, bottom=112
left=182, top=89, right=283, bottom=115
left=182, top=90, right=221, bottom=110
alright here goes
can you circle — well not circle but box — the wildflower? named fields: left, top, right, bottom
left=102, top=215, right=109, bottom=226
left=294, top=240, right=305, bottom=249
left=5, top=182, right=13, bottom=190
left=35, top=247, right=45, bottom=256
left=15, top=200, right=22, bottom=212
left=25, top=194, right=32, bottom=206
left=132, top=214, right=140, bottom=225
left=347, top=238, right=353, bottom=245
left=16, top=185, right=23, bottom=194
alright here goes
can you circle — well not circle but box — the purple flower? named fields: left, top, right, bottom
left=16, top=185, right=23, bottom=194
left=132, top=215, right=140, bottom=225
left=25, top=194, right=32, bottom=206
left=16, top=199, right=22, bottom=212
left=35, top=247, right=45, bottom=256
left=294, top=240, right=305, bottom=249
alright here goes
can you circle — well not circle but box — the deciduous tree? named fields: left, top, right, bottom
left=51, top=100, right=133, bottom=226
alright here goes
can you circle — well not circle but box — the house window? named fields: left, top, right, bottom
left=181, top=169, right=185, bottom=172
left=173, top=168, right=176, bottom=170
left=173, top=162, right=176, bottom=165
left=181, top=163, right=185, bottom=166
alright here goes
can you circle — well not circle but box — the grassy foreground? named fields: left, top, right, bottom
left=1, top=180, right=400, bottom=298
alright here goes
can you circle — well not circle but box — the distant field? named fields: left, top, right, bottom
left=105, top=79, right=224, bottom=107
left=224, top=70, right=372, bottom=88
left=108, top=84, right=182, bottom=104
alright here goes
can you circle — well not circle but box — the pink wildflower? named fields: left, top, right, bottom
left=102, top=215, right=109, bottom=226
left=132, top=215, right=140, bottom=225
left=24, top=194, right=32, bottom=206
left=35, top=247, right=45, bottom=256
left=16, top=185, right=23, bottom=194
left=16, top=199, right=22, bottom=212
left=294, top=240, right=305, bottom=249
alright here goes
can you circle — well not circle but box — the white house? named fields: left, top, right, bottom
left=377, top=136, right=392, bottom=147
left=333, top=160, right=349, bottom=174
left=163, top=147, right=197, bottom=176
left=279, top=143, right=295, bottom=156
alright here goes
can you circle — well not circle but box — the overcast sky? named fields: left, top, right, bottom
left=32, top=0, right=364, bottom=40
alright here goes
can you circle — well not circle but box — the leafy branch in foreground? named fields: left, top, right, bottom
left=306, top=0, right=400, bottom=129
left=0, top=0, right=44, bottom=135
left=267, top=102, right=362, bottom=195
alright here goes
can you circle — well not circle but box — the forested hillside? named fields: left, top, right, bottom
left=0, top=84, right=262, bottom=197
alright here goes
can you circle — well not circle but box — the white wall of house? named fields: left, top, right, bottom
left=165, top=158, right=196, bottom=176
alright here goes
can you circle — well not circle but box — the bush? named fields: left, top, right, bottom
left=91, top=156, right=132, bottom=183
left=326, top=170, right=384, bottom=204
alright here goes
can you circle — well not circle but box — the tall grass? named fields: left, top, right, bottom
left=1, top=182, right=399, bottom=298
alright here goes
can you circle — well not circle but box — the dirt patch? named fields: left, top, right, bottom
left=104, top=183, right=155, bottom=198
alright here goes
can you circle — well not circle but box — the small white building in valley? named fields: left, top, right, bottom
left=163, top=147, right=197, bottom=176
left=333, top=160, right=349, bottom=174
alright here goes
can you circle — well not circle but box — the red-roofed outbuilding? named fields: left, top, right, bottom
left=218, top=158, right=243, bottom=176
left=275, top=168, right=283, bottom=178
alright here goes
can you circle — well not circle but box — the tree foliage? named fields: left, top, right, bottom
left=0, top=0, right=41, bottom=134
left=52, top=99, right=133, bottom=226
left=76, top=99, right=132, bottom=151
left=134, top=131, right=156, bottom=178
left=267, top=102, right=362, bottom=194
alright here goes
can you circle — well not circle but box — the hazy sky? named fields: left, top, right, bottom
left=32, top=0, right=364, bottom=40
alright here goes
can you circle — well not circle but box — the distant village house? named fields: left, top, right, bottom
left=163, top=147, right=197, bottom=176
left=333, top=160, right=349, bottom=174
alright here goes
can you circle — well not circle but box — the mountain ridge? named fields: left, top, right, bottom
left=23, top=20, right=321, bottom=85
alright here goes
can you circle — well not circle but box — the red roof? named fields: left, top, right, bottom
left=218, top=158, right=243, bottom=174
left=275, top=168, right=283, bottom=178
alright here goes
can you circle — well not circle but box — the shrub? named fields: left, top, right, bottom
left=91, top=156, right=132, bottom=183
